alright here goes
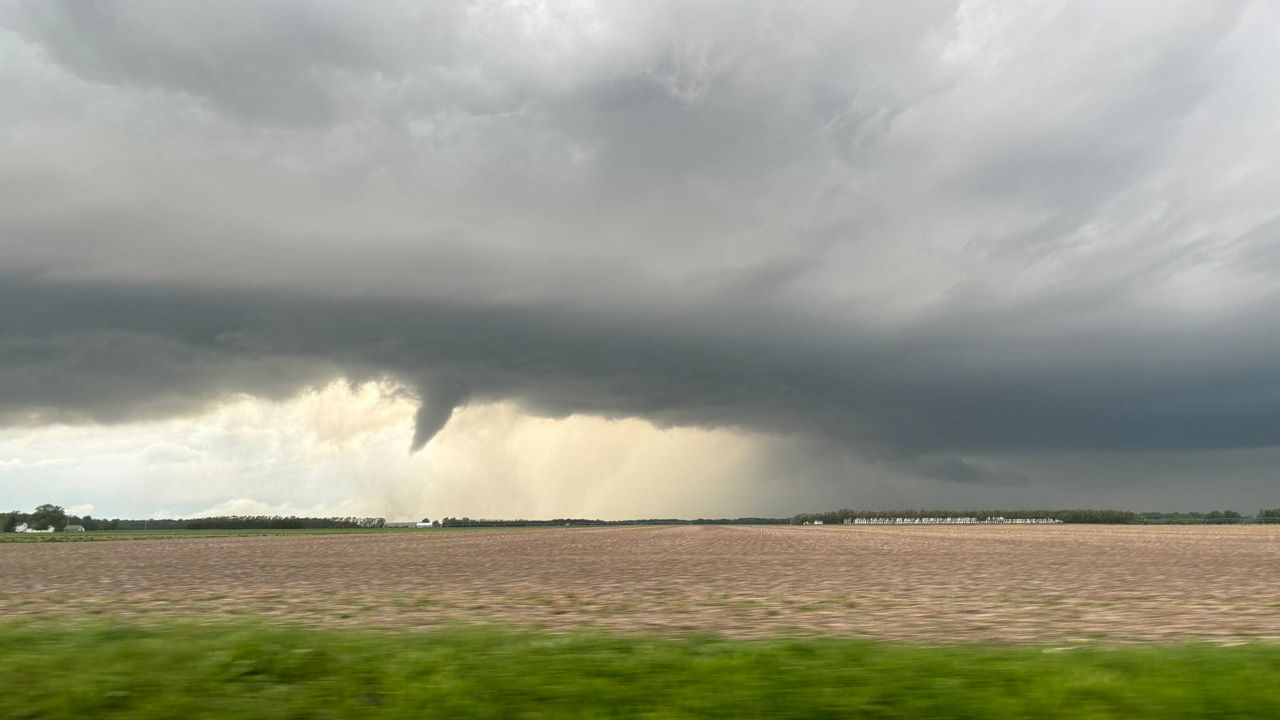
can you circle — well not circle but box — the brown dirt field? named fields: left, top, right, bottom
left=2, top=524, right=1278, bottom=644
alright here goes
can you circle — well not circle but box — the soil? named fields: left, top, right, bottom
left=2, top=524, right=1277, bottom=644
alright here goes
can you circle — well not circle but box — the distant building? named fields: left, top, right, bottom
left=15, top=523, right=54, bottom=533
left=63, top=525, right=85, bottom=533
left=841, top=517, right=1062, bottom=525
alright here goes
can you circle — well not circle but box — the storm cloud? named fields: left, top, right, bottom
left=2, top=0, right=1280, bottom=505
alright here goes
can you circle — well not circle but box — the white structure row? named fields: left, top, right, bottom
left=838, top=517, right=1062, bottom=525
left=12, top=523, right=54, bottom=533
left=10, top=523, right=85, bottom=533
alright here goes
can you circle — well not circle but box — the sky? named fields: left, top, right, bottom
left=1, top=0, right=1279, bottom=520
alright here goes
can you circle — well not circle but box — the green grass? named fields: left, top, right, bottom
left=1, top=622, right=1278, bottom=718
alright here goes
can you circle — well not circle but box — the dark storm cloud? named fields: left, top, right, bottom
left=5, top=274, right=1280, bottom=457
left=2, top=0, right=1280, bottom=495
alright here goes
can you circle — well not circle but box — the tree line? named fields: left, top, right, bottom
left=1140, top=510, right=1280, bottom=524
left=0, top=504, right=84, bottom=531
left=7, top=503, right=1275, bottom=532
left=184, top=516, right=386, bottom=530
left=792, top=508, right=1280, bottom=525
left=436, top=517, right=789, bottom=527
left=1, top=505, right=385, bottom=531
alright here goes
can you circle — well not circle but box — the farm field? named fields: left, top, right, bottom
left=3, top=524, right=1278, bottom=644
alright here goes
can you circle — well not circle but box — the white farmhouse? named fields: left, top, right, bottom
left=14, top=523, right=54, bottom=533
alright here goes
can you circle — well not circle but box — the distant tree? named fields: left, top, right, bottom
left=29, top=504, right=68, bottom=531
left=1, top=511, right=17, bottom=532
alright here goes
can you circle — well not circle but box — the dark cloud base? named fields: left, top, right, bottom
left=4, top=273, right=1279, bottom=461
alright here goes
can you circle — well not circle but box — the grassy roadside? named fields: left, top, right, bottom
left=1, top=621, right=1278, bottom=719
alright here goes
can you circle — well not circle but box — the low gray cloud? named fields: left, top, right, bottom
left=5, top=273, right=1279, bottom=459
left=2, top=0, right=1280, bottom=506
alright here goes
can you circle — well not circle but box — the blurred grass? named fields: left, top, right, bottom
left=1, top=621, right=1277, bottom=719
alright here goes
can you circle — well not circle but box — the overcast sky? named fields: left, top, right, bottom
left=2, top=0, right=1279, bottom=519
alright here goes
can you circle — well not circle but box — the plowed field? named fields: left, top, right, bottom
left=3, top=525, right=1277, bottom=644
